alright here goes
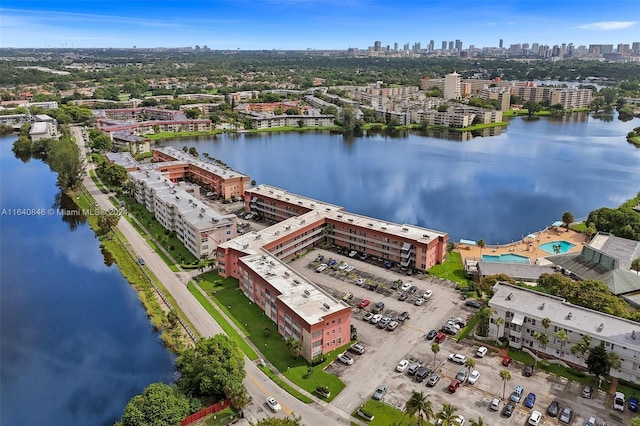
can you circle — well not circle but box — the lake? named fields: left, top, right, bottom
left=163, top=112, right=640, bottom=245
left=0, top=136, right=177, bottom=426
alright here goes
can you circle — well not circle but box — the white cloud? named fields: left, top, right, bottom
left=577, top=21, right=636, bottom=30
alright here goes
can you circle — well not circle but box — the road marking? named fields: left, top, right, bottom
left=402, top=323, right=427, bottom=334
left=246, top=371, right=294, bottom=416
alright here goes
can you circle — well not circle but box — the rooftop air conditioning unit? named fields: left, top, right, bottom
left=506, top=293, right=513, bottom=300
left=303, top=290, right=311, bottom=297
left=323, top=303, right=330, bottom=309
left=293, top=279, right=300, bottom=285
left=597, top=323, right=604, bottom=331
left=402, top=227, right=409, bottom=232
left=567, top=312, right=572, bottom=319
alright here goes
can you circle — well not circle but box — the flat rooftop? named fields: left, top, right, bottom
left=250, top=184, right=343, bottom=213
left=241, top=252, right=349, bottom=325
left=490, top=282, right=640, bottom=351
left=155, top=146, right=249, bottom=179
left=105, top=152, right=139, bottom=169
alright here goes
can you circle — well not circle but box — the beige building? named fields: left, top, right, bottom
left=443, top=72, right=462, bottom=100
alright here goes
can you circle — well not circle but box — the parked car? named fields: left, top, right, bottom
left=372, top=384, right=387, bottom=400
left=426, top=329, right=438, bottom=340
left=524, top=392, right=536, bottom=408
left=385, top=260, right=394, bottom=269
left=614, top=391, right=625, bottom=411
left=528, top=410, right=542, bottom=426
left=546, top=400, right=560, bottom=417
left=510, top=385, right=524, bottom=403
left=396, top=359, right=409, bottom=372
left=338, top=262, right=349, bottom=271
left=422, top=289, right=433, bottom=299
left=629, top=396, right=639, bottom=412
left=349, top=343, right=365, bottom=355
left=316, top=263, right=328, bottom=272
left=426, top=374, right=440, bottom=387
left=400, top=282, right=412, bottom=292
left=344, top=265, right=355, bottom=272
left=266, top=397, right=282, bottom=412
left=435, top=416, right=465, bottom=426
left=465, top=299, right=482, bottom=308
left=373, top=301, right=385, bottom=313
left=390, top=280, right=401, bottom=290
left=398, top=292, right=408, bottom=301
left=467, top=370, right=480, bottom=385
left=358, top=299, right=370, bottom=308
left=442, top=324, right=458, bottom=335
left=398, top=311, right=410, bottom=322
left=327, top=259, right=337, bottom=267
left=582, top=384, right=593, bottom=398
left=523, top=364, right=534, bottom=377
left=585, top=416, right=597, bottom=426
left=502, top=401, right=515, bottom=417
left=502, top=356, right=512, bottom=367
left=448, top=379, right=461, bottom=393
left=414, top=297, right=426, bottom=306
left=363, top=312, right=373, bottom=321
left=408, top=285, right=418, bottom=295
left=359, top=253, right=369, bottom=260
left=490, top=397, right=501, bottom=411
left=415, top=366, right=431, bottom=382
left=370, top=314, right=382, bottom=324
left=338, top=352, right=354, bottom=365
left=434, top=332, right=447, bottom=343
left=386, top=320, right=399, bottom=331
left=407, top=362, right=421, bottom=375
left=356, top=278, right=366, bottom=286
left=559, top=407, right=573, bottom=424
left=377, top=317, right=391, bottom=329
left=455, top=368, right=469, bottom=383
left=348, top=250, right=358, bottom=258
left=448, top=353, right=467, bottom=364
left=314, top=255, right=324, bottom=262
left=476, top=346, right=488, bottom=358
left=342, top=292, right=353, bottom=302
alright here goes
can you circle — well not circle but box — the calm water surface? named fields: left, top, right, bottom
left=0, top=135, right=176, bottom=426
left=165, top=113, right=640, bottom=244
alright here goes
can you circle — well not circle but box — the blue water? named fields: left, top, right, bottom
left=539, top=240, right=575, bottom=254
left=482, top=254, right=531, bottom=264
left=0, top=136, right=177, bottom=426
left=164, top=112, right=640, bottom=244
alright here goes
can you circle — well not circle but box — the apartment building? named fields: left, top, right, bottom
left=489, top=282, right=640, bottom=382
left=549, top=88, right=593, bottom=109
left=153, top=147, right=250, bottom=199
left=129, top=168, right=237, bottom=258
left=238, top=253, right=352, bottom=361
left=249, top=114, right=335, bottom=129
left=479, top=87, right=512, bottom=111
left=443, top=72, right=462, bottom=100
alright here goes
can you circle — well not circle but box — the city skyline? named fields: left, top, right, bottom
left=1, top=0, right=639, bottom=50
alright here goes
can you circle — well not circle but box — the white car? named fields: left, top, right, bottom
left=436, top=415, right=465, bottom=426
left=400, top=282, right=412, bottom=292
left=266, top=397, right=281, bottom=412
left=316, top=263, right=328, bottom=272
left=415, top=297, right=425, bottom=306
left=467, top=370, right=480, bottom=384
left=356, top=278, right=366, bottom=286
left=370, top=314, right=383, bottom=324
left=476, top=346, right=488, bottom=358
left=528, top=410, right=542, bottom=426
left=344, top=265, right=355, bottom=272
left=490, top=397, right=501, bottom=411
left=338, top=262, right=349, bottom=271
left=338, top=352, right=354, bottom=365
left=448, top=353, right=467, bottom=364
left=396, top=359, right=409, bottom=372
left=348, top=250, right=358, bottom=258
left=422, top=289, right=433, bottom=299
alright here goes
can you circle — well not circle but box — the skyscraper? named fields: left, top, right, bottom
left=374, top=40, right=382, bottom=51
left=442, top=41, right=447, bottom=50
left=429, top=40, right=435, bottom=52
left=444, top=71, right=461, bottom=100
left=499, top=39, right=503, bottom=48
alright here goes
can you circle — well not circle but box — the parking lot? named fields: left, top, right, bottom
left=290, top=248, right=636, bottom=426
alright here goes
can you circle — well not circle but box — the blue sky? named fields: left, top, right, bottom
left=1, top=0, right=638, bottom=49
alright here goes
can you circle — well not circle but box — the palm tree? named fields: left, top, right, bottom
left=556, top=329, right=569, bottom=359
left=608, top=352, right=621, bottom=375
left=285, top=337, right=303, bottom=358
left=470, top=417, right=485, bottom=426
left=570, top=335, right=592, bottom=365
left=404, top=390, right=434, bottom=426
left=541, top=317, right=552, bottom=331
left=464, top=358, right=476, bottom=370
left=533, top=331, right=549, bottom=355
left=431, top=343, right=440, bottom=369
left=499, top=369, right=511, bottom=400
left=436, top=403, right=459, bottom=426
left=477, top=239, right=486, bottom=257
left=494, top=316, right=505, bottom=342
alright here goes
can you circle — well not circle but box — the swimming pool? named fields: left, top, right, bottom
left=482, top=254, right=531, bottom=264
left=539, top=240, right=575, bottom=255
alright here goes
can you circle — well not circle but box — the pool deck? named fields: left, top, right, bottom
left=460, top=227, right=586, bottom=266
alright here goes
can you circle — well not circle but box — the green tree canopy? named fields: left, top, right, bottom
left=176, top=335, right=246, bottom=399
left=46, top=137, right=85, bottom=191
left=585, top=342, right=611, bottom=379
left=252, top=416, right=302, bottom=426
left=404, top=390, right=434, bottom=425
left=117, top=383, right=192, bottom=426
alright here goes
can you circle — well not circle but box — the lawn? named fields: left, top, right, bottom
left=352, top=400, right=417, bottom=426
left=197, top=271, right=347, bottom=401
left=427, top=251, right=467, bottom=285
left=203, top=407, right=238, bottom=426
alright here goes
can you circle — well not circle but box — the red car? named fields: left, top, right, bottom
left=435, top=332, right=447, bottom=343
left=358, top=299, right=371, bottom=308
left=448, top=379, right=461, bottom=393
left=502, top=356, right=512, bottom=367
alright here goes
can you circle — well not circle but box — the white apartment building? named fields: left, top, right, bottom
left=129, top=168, right=237, bottom=258
left=443, top=72, right=462, bottom=100
left=489, top=282, right=640, bottom=382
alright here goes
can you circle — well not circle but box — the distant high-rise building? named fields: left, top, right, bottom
left=374, top=40, right=382, bottom=51
left=617, top=43, right=630, bottom=54
left=455, top=39, right=462, bottom=52
left=632, top=42, right=640, bottom=54
left=394, top=42, right=398, bottom=51
left=442, top=41, right=447, bottom=50
left=443, top=71, right=461, bottom=100
left=429, top=40, right=435, bottom=52
left=448, top=41, right=454, bottom=50
left=531, top=43, right=539, bottom=54
left=499, top=39, right=503, bottom=48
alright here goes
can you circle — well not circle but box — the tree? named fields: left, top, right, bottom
left=97, top=208, right=122, bottom=235
left=464, top=358, right=476, bottom=370
left=570, top=335, right=592, bottom=364
left=477, top=239, right=485, bottom=257
left=285, top=338, right=303, bottom=358
left=404, top=390, right=434, bottom=425
left=499, top=369, right=511, bottom=399
left=631, top=257, right=640, bottom=274
left=431, top=342, right=440, bottom=369
left=561, top=211, right=574, bottom=230
left=224, top=380, right=250, bottom=409
left=585, top=342, right=611, bottom=380
left=88, top=129, right=113, bottom=151
left=470, top=417, right=485, bottom=426
left=541, top=317, right=552, bottom=331
left=188, top=147, right=199, bottom=157
left=631, top=417, right=640, bottom=426
left=524, top=100, right=541, bottom=116
left=436, top=403, right=458, bottom=425
left=494, top=316, right=505, bottom=340
left=98, top=162, right=128, bottom=187
left=476, top=307, right=492, bottom=337
left=556, top=329, right=569, bottom=359
left=117, top=383, right=191, bottom=426
left=176, top=335, right=246, bottom=399
left=533, top=331, right=549, bottom=354
left=46, top=138, right=85, bottom=191
left=252, top=416, right=302, bottom=426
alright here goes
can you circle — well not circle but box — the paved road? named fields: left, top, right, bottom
left=72, top=127, right=354, bottom=425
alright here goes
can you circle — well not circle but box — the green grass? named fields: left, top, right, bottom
left=452, top=121, right=509, bottom=131
left=89, top=169, right=108, bottom=193
left=507, top=349, right=536, bottom=365
left=427, top=251, right=467, bottom=284
left=203, top=407, right=238, bottom=426
left=352, top=400, right=417, bottom=426
left=197, top=271, right=346, bottom=400
left=259, top=366, right=313, bottom=403
left=455, top=315, right=478, bottom=341
left=187, top=282, right=258, bottom=360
